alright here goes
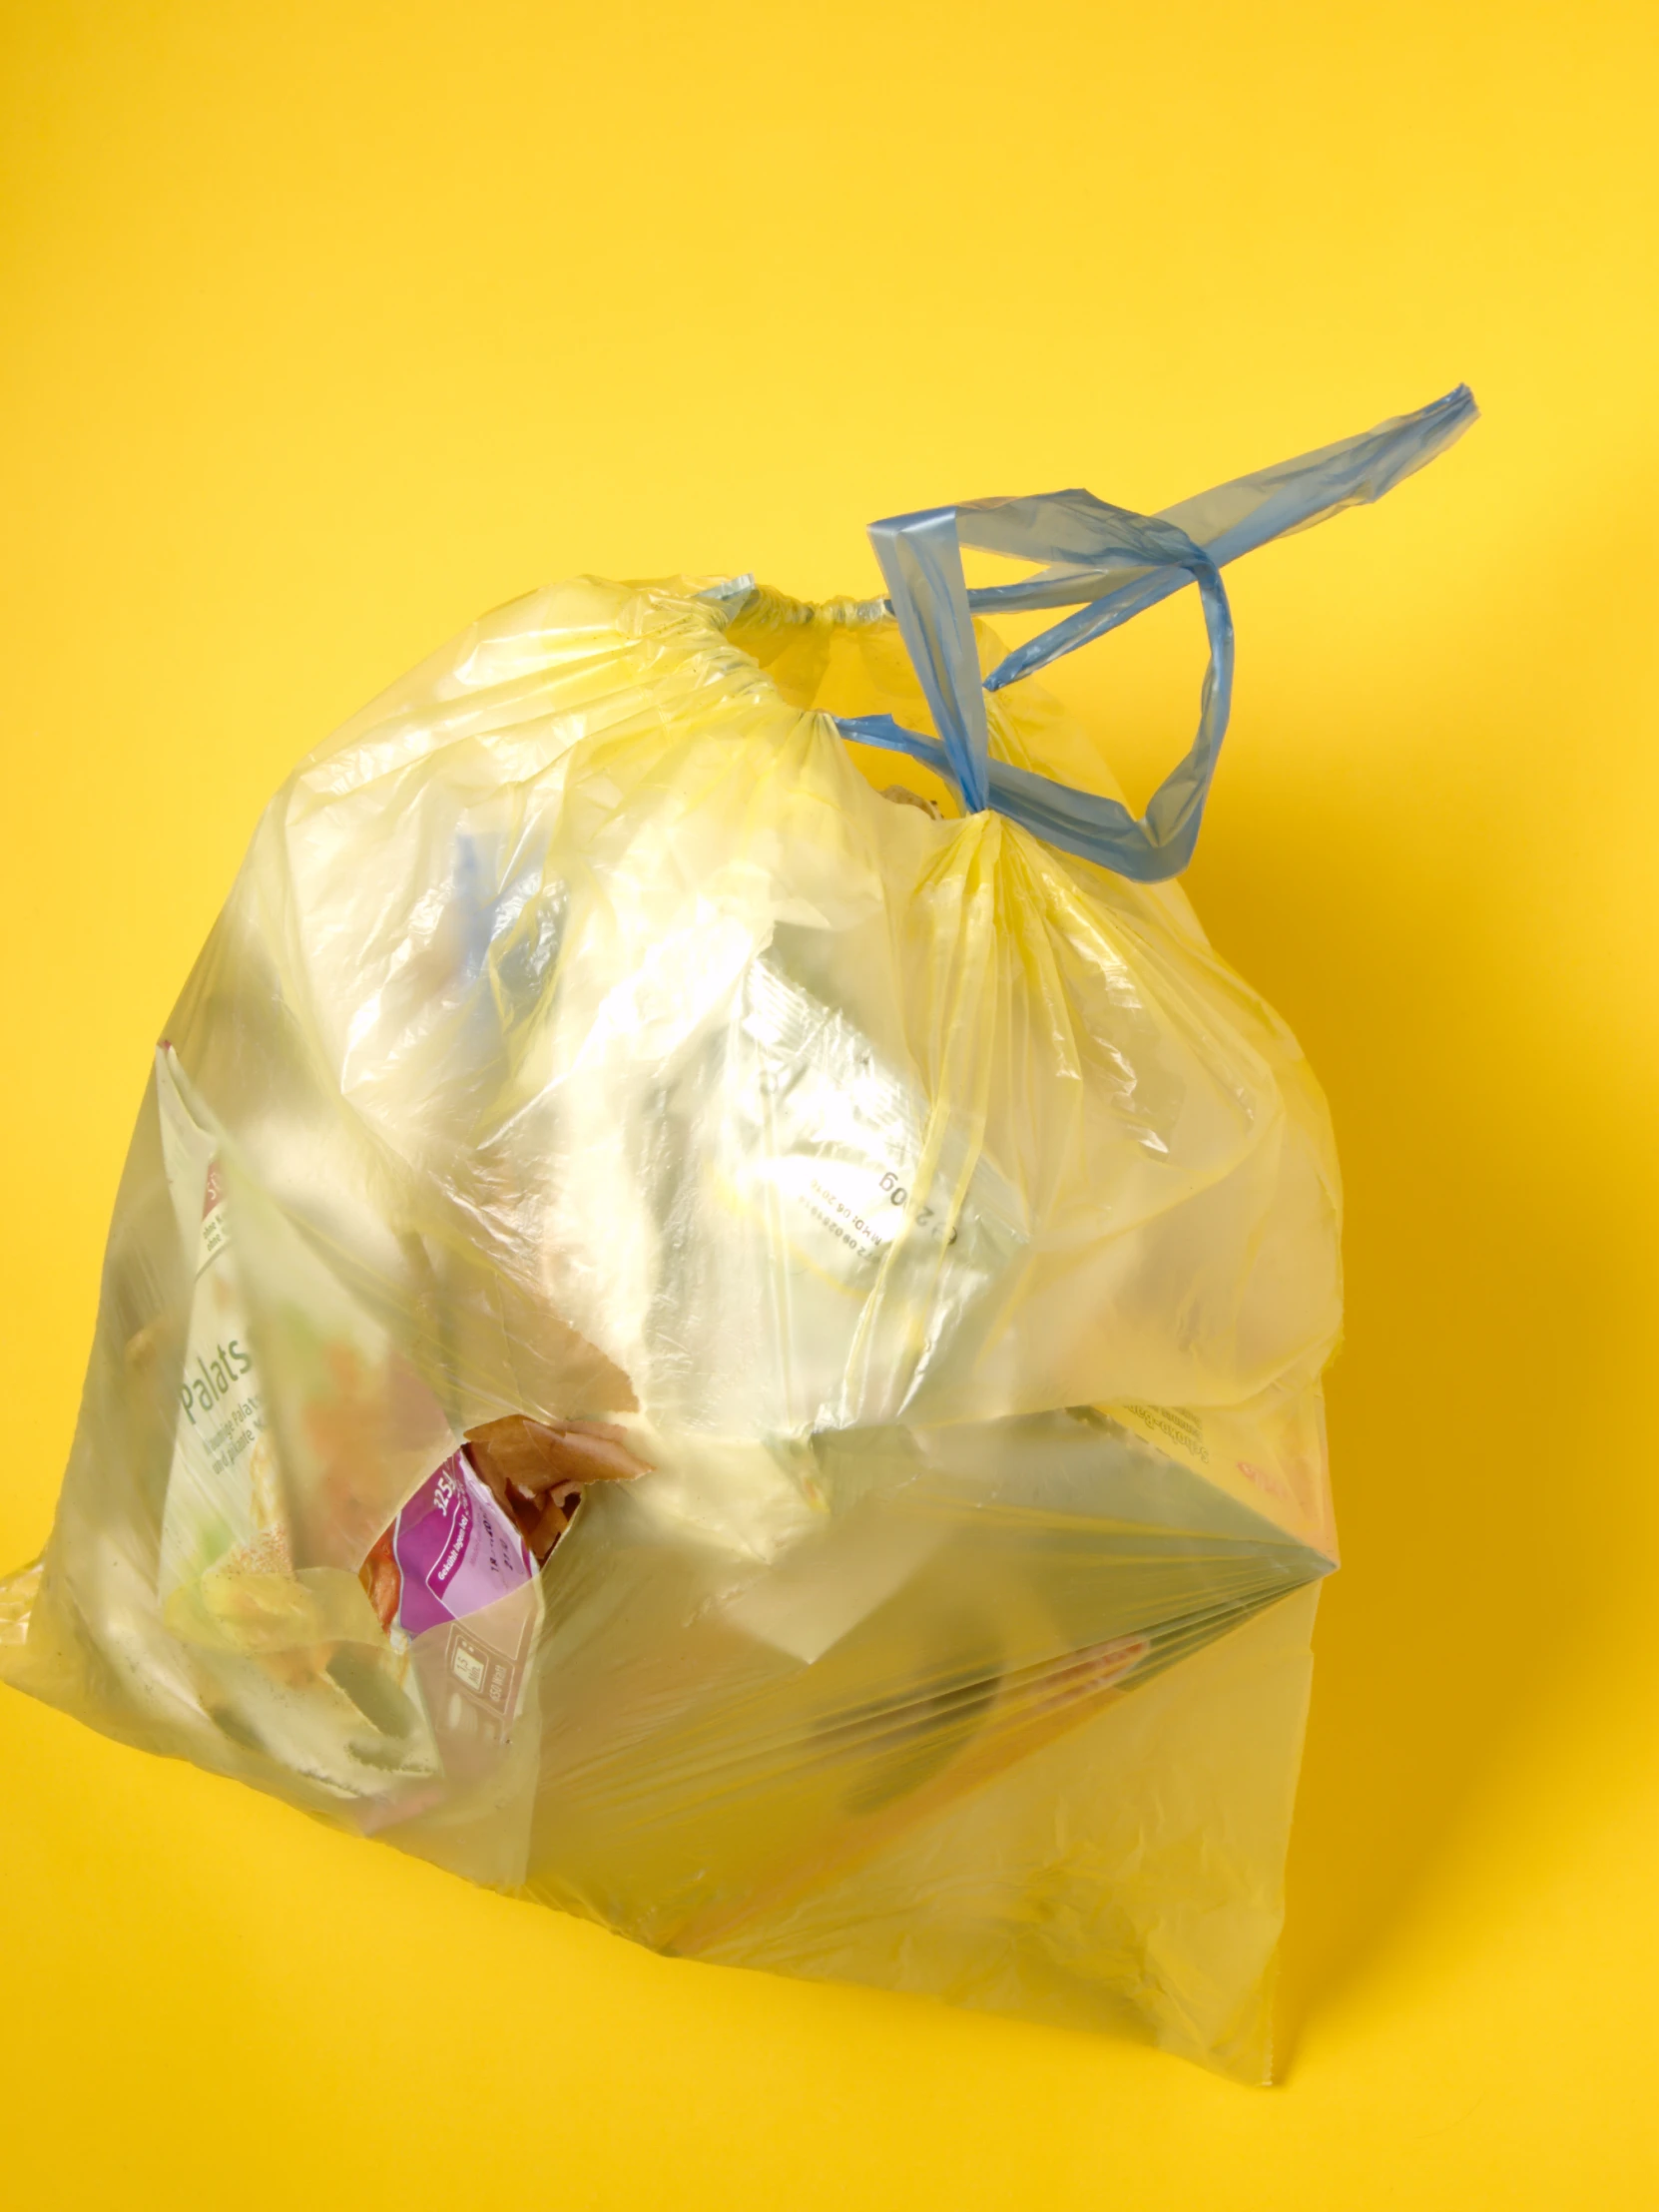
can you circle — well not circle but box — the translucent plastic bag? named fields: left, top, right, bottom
left=0, top=388, right=1475, bottom=2079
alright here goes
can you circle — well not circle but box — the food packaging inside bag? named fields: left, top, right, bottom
left=1, top=391, right=1476, bottom=2079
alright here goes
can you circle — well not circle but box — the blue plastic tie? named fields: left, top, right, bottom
left=836, top=384, right=1477, bottom=880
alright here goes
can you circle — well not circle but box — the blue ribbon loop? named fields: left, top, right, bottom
left=836, top=384, right=1477, bottom=880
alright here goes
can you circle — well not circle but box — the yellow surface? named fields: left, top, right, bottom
left=1, top=1, right=1654, bottom=2201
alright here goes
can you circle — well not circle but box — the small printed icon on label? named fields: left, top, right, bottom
left=450, top=1640, right=487, bottom=1693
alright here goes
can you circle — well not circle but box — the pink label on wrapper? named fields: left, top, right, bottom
left=389, top=1449, right=533, bottom=1637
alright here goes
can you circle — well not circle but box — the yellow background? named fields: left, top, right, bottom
left=2, top=2, right=1655, bottom=2201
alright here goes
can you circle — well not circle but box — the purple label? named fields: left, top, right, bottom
left=390, top=1448, right=533, bottom=1639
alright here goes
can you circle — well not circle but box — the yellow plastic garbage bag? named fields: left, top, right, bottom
left=0, top=387, right=1475, bottom=2079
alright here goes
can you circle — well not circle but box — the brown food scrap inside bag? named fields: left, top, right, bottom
left=465, top=1415, right=655, bottom=1562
